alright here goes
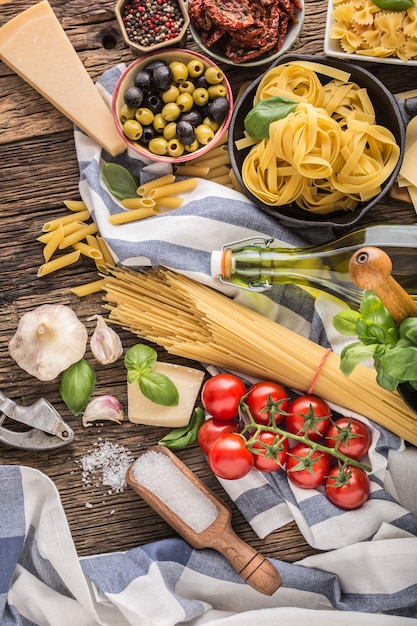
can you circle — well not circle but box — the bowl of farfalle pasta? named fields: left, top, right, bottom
left=324, top=0, right=417, bottom=65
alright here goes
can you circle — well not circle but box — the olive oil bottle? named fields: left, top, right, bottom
left=210, top=224, right=417, bottom=306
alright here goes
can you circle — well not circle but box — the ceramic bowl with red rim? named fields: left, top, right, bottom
left=112, top=49, right=233, bottom=163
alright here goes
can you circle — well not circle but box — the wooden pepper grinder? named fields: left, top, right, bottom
left=349, top=246, right=417, bottom=323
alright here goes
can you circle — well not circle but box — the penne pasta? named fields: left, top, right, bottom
left=137, top=174, right=176, bottom=196
left=42, top=209, right=91, bottom=232
left=59, top=222, right=98, bottom=249
left=108, top=206, right=157, bottom=225
left=72, top=241, right=103, bottom=259
left=71, top=278, right=107, bottom=297
left=37, top=220, right=85, bottom=244
left=174, top=165, right=210, bottom=177
left=96, top=236, right=115, bottom=268
left=43, top=223, right=64, bottom=262
left=63, top=199, right=88, bottom=212
left=155, top=196, right=183, bottom=209
left=121, top=197, right=156, bottom=210
left=210, top=175, right=233, bottom=186
left=149, top=178, right=198, bottom=199
left=37, top=250, right=81, bottom=277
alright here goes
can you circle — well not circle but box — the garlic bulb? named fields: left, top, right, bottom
left=89, top=315, right=123, bottom=365
left=82, top=395, right=124, bottom=428
left=9, top=304, right=88, bottom=381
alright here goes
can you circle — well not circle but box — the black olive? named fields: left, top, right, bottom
left=180, top=110, right=202, bottom=127
left=140, top=125, right=158, bottom=145
left=143, top=94, right=163, bottom=114
left=134, top=70, right=153, bottom=93
left=124, top=85, right=144, bottom=108
left=208, top=97, right=229, bottom=123
left=194, top=75, right=209, bottom=90
left=145, top=59, right=166, bottom=73
left=152, top=64, right=173, bottom=91
left=176, top=120, right=195, bottom=146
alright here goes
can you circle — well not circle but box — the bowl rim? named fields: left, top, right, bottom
left=112, top=48, right=234, bottom=164
left=187, top=0, right=305, bottom=68
left=228, top=53, right=405, bottom=228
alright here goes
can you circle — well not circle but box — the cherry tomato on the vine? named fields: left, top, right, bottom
left=325, top=465, right=370, bottom=509
left=197, top=417, right=237, bottom=455
left=251, top=431, right=289, bottom=473
left=325, top=417, right=371, bottom=460
left=286, top=394, right=332, bottom=441
left=201, top=373, right=246, bottom=421
left=244, top=381, right=289, bottom=426
left=208, top=433, right=254, bottom=480
left=285, top=443, right=331, bottom=489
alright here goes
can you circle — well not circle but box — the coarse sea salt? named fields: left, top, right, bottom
left=132, top=450, right=218, bottom=533
left=79, top=439, right=134, bottom=493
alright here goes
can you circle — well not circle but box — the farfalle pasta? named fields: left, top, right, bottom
left=240, top=62, right=400, bottom=215
left=329, top=0, right=417, bottom=61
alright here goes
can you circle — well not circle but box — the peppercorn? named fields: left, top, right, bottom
left=121, top=0, right=185, bottom=48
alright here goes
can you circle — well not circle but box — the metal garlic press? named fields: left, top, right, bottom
left=0, top=390, right=74, bottom=450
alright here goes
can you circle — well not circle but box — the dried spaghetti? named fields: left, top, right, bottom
left=102, top=266, right=417, bottom=446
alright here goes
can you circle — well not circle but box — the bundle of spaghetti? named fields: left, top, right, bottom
left=102, top=266, right=417, bottom=446
left=241, top=62, right=400, bottom=214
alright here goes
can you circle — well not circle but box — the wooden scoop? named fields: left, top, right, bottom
left=349, top=246, right=417, bottom=323
left=126, top=446, right=282, bottom=596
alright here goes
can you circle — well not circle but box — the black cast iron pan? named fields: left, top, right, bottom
left=228, top=54, right=417, bottom=229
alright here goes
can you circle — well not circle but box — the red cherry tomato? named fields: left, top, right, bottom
left=245, top=381, right=289, bottom=426
left=201, top=373, right=246, bottom=421
left=197, top=417, right=237, bottom=455
left=325, top=417, right=371, bottom=460
left=208, top=433, right=254, bottom=480
left=325, top=465, right=370, bottom=510
left=286, top=443, right=331, bottom=489
left=251, top=431, right=289, bottom=473
left=286, top=394, right=332, bottom=441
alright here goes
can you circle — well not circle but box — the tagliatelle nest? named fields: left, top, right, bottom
left=330, top=0, right=417, bottom=61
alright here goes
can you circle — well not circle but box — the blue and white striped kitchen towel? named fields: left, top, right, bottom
left=1, top=464, right=417, bottom=625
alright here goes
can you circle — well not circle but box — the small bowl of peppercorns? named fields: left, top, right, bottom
left=115, top=0, right=190, bottom=55
left=112, top=48, right=233, bottom=163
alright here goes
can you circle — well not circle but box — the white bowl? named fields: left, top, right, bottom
left=188, top=0, right=305, bottom=69
left=324, top=0, right=417, bottom=66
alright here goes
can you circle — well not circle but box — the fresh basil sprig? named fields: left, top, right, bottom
left=372, top=0, right=414, bottom=11
left=125, top=344, right=179, bottom=406
left=60, top=359, right=96, bottom=415
left=333, top=289, right=417, bottom=391
left=244, top=96, right=298, bottom=139
left=158, top=407, right=205, bottom=450
left=102, top=163, right=139, bottom=199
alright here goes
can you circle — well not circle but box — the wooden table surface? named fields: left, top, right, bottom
left=1, top=0, right=417, bottom=564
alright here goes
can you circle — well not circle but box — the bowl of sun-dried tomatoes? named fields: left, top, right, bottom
left=188, top=0, right=305, bottom=67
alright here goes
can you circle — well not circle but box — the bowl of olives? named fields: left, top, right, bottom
left=112, top=49, right=233, bottom=163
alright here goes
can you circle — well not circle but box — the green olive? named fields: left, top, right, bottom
left=135, top=107, right=154, bottom=125
left=178, top=81, right=195, bottom=94
left=153, top=113, right=167, bottom=133
left=148, top=137, right=168, bottom=156
left=161, top=102, right=181, bottom=122
left=123, top=119, right=143, bottom=140
left=167, top=139, right=185, bottom=157
left=187, top=59, right=205, bottom=78
left=205, top=67, right=224, bottom=85
left=208, top=84, right=227, bottom=99
left=169, top=61, right=188, bottom=83
left=119, top=104, right=136, bottom=123
left=163, top=121, right=177, bottom=141
left=195, top=124, right=215, bottom=145
left=203, top=116, right=220, bottom=132
left=162, top=84, right=180, bottom=103
left=193, top=87, right=209, bottom=106
left=176, top=93, right=194, bottom=112
left=184, top=138, right=200, bottom=153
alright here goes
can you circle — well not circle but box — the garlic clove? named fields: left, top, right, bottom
left=8, top=304, right=88, bottom=381
left=82, top=395, right=124, bottom=428
left=89, top=315, right=123, bottom=365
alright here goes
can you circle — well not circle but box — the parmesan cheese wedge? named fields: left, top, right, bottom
left=128, top=362, right=205, bottom=427
left=0, top=1, right=126, bottom=157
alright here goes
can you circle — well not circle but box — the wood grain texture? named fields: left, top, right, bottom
left=0, top=0, right=416, bottom=565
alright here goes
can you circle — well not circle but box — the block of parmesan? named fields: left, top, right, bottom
left=0, top=0, right=126, bottom=157
left=128, top=362, right=205, bottom=427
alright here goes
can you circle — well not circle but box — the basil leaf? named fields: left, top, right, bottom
left=339, top=342, right=377, bottom=376
left=102, top=163, right=139, bottom=199
left=158, top=407, right=205, bottom=450
left=380, top=342, right=417, bottom=382
left=332, top=309, right=361, bottom=336
left=139, top=371, right=179, bottom=406
left=360, top=290, right=397, bottom=330
left=125, top=344, right=157, bottom=383
left=399, top=317, right=417, bottom=345
left=244, top=96, right=298, bottom=139
left=373, top=0, right=414, bottom=10
left=60, top=359, right=96, bottom=416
